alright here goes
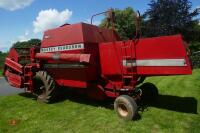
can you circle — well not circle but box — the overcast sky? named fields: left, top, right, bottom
left=0, top=0, right=199, bottom=52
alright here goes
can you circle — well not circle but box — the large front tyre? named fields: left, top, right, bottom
left=33, top=71, right=57, bottom=103
left=114, top=95, right=138, bottom=121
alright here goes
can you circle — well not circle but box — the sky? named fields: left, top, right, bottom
left=0, top=0, right=199, bottom=52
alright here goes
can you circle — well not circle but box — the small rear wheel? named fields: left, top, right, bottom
left=140, top=82, right=158, bottom=102
left=33, top=71, right=57, bottom=103
left=114, top=95, right=138, bottom=121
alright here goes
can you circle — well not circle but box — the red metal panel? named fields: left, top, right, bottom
left=99, top=42, right=122, bottom=75
left=6, top=48, right=19, bottom=62
left=136, top=66, right=191, bottom=76
left=56, top=79, right=87, bottom=88
left=135, top=35, right=192, bottom=75
left=5, top=70, right=23, bottom=88
left=35, top=53, right=91, bottom=63
left=42, top=23, right=84, bottom=48
left=41, top=43, right=102, bottom=88
left=82, top=23, right=119, bottom=43
left=99, top=35, right=192, bottom=77
left=41, top=23, right=119, bottom=48
left=5, top=58, right=23, bottom=74
left=136, top=35, right=187, bottom=59
left=47, top=67, right=98, bottom=88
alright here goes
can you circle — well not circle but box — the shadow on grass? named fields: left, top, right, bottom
left=140, top=95, right=198, bottom=114
left=55, top=88, right=114, bottom=110
left=55, top=89, right=198, bottom=115
left=18, top=88, right=114, bottom=110
left=19, top=92, right=37, bottom=100
left=18, top=89, right=142, bottom=120
left=18, top=89, right=198, bottom=121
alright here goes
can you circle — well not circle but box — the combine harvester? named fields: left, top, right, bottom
left=3, top=10, right=192, bottom=120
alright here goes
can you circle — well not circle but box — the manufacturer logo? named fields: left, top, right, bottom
left=40, top=43, right=84, bottom=53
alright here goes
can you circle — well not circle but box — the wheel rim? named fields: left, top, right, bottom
left=39, top=85, right=46, bottom=98
left=118, top=103, right=128, bottom=117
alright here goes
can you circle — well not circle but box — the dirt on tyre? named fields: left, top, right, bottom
left=33, top=71, right=57, bottom=103
left=114, top=95, right=138, bottom=121
left=140, top=82, right=158, bottom=102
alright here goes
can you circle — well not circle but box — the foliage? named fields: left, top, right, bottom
left=190, top=41, right=200, bottom=53
left=12, top=39, right=41, bottom=48
left=12, top=39, right=41, bottom=65
left=99, top=7, right=137, bottom=40
left=0, top=52, right=7, bottom=71
left=143, top=0, right=199, bottom=41
left=187, top=23, right=200, bottom=52
left=190, top=51, right=200, bottom=69
left=0, top=69, right=200, bottom=132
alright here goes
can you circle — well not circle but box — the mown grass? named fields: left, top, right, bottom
left=0, top=70, right=2, bottom=76
left=0, top=69, right=200, bottom=133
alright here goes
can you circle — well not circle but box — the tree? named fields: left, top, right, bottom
left=12, top=39, right=41, bottom=48
left=189, top=23, right=200, bottom=52
left=99, top=7, right=137, bottom=40
left=143, top=0, right=199, bottom=41
left=0, top=52, right=7, bottom=70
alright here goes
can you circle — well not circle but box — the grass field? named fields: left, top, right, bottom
left=0, top=69, right=199, bottom=133
left=0, top=70, right=3, bottom=76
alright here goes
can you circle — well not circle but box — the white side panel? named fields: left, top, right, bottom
left=123, top=59, right=187, bottom=67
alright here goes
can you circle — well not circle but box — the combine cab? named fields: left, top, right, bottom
left=3, top=11, right=192, bottom=121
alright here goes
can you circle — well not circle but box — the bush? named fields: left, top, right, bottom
left=189, top=41, right=200, bottom=53
left=190, top=51, right=200, bottom=69
left=0, top=52, right=7, bottom=70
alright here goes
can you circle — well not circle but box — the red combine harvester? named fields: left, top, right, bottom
left=3, top=10, right=192, bottom=120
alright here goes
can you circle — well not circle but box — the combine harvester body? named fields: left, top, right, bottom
left=3, top=22, right=192, bottom=120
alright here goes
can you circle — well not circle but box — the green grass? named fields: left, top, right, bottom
left=0, top=69, right=200, bottom=133
left=0, top=70, right=2, bottom=76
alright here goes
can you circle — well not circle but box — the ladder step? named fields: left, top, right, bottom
left=122, top=56, right=132, bottom=59
left=122, top=46, right=130, bottom=49
left=19, top=55, right=30, bottom=58
left=123, top=72, right=137, bottom=76
left=126, top=72, right=137, bottom=74
left=122, top=86, right=133, bottom=89
left=25, top=66, right=32, bottom=69
left=24, top=74, right=32, bottom=76
left=123, top=75, right=132, bottom=78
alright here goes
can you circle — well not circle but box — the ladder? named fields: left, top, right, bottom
left=23, top=65, right=33, bottom=92
left=120, top=41, right=137, bottom=88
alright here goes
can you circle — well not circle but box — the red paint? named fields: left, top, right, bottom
left=5, top=70, right=22, bottom=88
left=35, top=53, right=91, bottom=63
left=41, top=23, right=119, bottom=48
left=99, top=35, right=192, bottom=76
left=5, top=58, right=23, bottom=74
